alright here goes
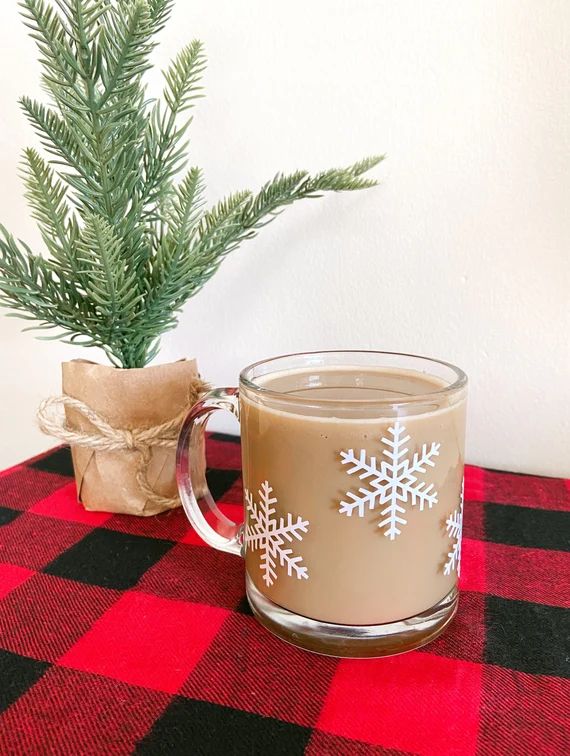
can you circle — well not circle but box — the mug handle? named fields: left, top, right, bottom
left=176, top=387, right=243, bottom=556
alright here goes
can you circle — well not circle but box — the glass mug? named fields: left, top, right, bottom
left=176, top=351, right=467, bottom=657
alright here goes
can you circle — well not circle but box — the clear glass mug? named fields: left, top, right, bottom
left=176, top=351, right=467, bottom=657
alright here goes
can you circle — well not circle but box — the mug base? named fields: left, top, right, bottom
left=245, top=574, right=459, bottom=658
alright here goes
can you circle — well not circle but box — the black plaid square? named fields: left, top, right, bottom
left=138, top=696, right=312, bottom=755
left=28, top=446, right=74, bottom=477
left=485, top=502, right=570, bottom=552
left=0, top=506, right=20, bottom=527
left=44, top=528, right=175, bottom=590
left=485, top=595, right=570, bottom=678
left=0, top=649, right=50, bottom=713
left=206, top=468, right=241, bottom=501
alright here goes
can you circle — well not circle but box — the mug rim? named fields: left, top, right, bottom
left=239, top=349, right=467, bottom=407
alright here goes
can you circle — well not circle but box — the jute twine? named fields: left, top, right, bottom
left=37, top=378, right=209, bottom=510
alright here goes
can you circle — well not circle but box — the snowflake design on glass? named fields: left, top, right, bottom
left=444, top=482, right=464, bottom=576
left=245, top=481, right=309, bottom=587
left=339, top=421, right=441, bottom=540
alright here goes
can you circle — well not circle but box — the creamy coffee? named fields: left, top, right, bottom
left=240, top=366, right=466, bottom=625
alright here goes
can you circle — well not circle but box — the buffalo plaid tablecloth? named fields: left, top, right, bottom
left=0, top=434, right=568, bottom=755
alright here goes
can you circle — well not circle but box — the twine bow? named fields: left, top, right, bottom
left=37, top=378, right=209, bottom=510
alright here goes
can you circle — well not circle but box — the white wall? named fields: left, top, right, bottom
left=0, top=0, right=569, bottom=476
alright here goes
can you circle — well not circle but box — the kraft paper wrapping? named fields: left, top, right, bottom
left=62, top=359, right=206, bottom=516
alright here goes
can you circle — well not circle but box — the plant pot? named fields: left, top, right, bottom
left=61, top=358, right=206, bottom=516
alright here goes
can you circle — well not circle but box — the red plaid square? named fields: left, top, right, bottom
left=480, top=665, right=570, bottom=755
left=0, top=513, right=91, bottom=570
left=486, top=542, right=570, bottom=608
left=180, top=503, right=243, bottom=546
left=484, top=469, right=570, bottom=511
left=463, top=500, right=485, bottom=541
left=0, top=467, right=70, bottom=511
left=137, top=543, right=246, bottom=609
left=0, top=666, right=170, bottom=755
left=0, top=563, right=34, bottom=600
left=60, top=591, right=229, bottom=693
left=460, top=537, right=486, bottom=594
left=0, top=573, right=119, bottom=661
left=317, top=652, right=482, bottom=755
left=29, top=482, right=112, bottom=526
left=181, top=612, right=338, bottom=727
left=206, top=436, right=242, bottom=470
left=464, top=465, right=485, bottom=502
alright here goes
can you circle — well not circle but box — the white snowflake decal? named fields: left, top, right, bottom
left=444, top=482, right=464, bottom=576
left=339, top=421, right=441, bottom=540
left=245, top=481, right=309, bottom=587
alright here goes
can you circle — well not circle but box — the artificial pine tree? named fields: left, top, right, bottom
left=0, top=0, right=382, bottom=369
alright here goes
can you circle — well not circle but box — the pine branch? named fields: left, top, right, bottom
left=178, top=157, right=386, bottom=297
left=0, top=226, right=100, bottom=339
left=77, top=212, right=141, bottom=316
left=166, top=167, right=205, bottom=246
left=99, top=0, right=157, bottom=107
left=146, top=0, right=174, bottom=29
left=20, top=97, right=95, bottom=172
left=163, top=41, right=206, bottom=114
left=76, top=212, right=143, bottom=364
left=19, top=0, right=78, bottom=92
left=141, top=40, right=205, bottom=215
left=21, top=147, right=77, bottom=265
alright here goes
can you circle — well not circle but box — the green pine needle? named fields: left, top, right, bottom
left=1, top=0, right=383, bottom=368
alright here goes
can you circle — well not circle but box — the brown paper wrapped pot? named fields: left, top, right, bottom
left=62, top=359, right=206, bottom=516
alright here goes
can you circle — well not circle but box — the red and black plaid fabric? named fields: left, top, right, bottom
left=0, top=435, right=568, bottom=755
